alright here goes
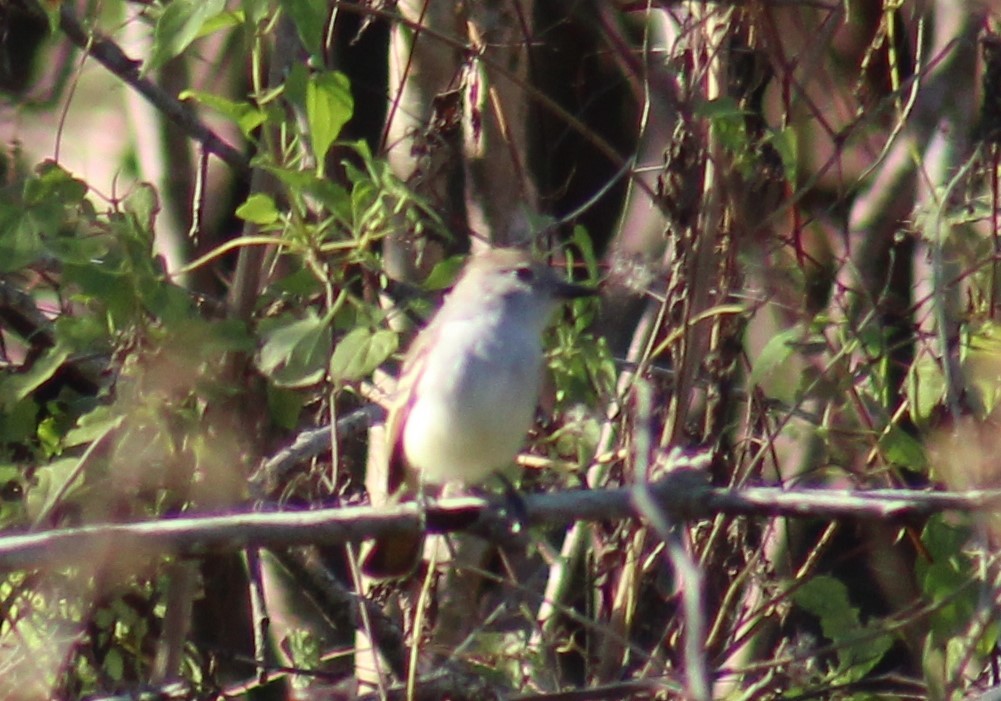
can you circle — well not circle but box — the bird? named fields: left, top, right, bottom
left=360, top=246, right=596, bottom=578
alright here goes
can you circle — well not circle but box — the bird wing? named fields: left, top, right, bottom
left=383, top=318, right=437, bottom=495
left=359, top=323, right=434, bottom=579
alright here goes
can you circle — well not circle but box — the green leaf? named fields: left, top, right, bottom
left=46, top=229, right=112, bottom=266
left=53, top=315, right=110, bottom=353
left=236, top=193, right=280, bottom=225
left=906, top=352, right=946, bottom=426
left=264, top=163, right=350, bottom=211
left=0, top=462, right=27, bottom=527
left=794, top=576, right=857, bottom=636
left=257, top=312, right=332, bottom=387
left=878, top=424, right=927, bottom=471
left=0, top=205, right=44, bottom=272
left=36, top=413, right=58, bottom=451
left=0, top=162, right=90, bottom=271
left=921, top=515, right=971, bottom=562
left=768, top=126, right=798, bottom=185
left=26, top=455, right=89, bottom=522
left=307, top=71, right=353, bottom=170
left=202, top=318, right=255, bottom=354
left=242, top=0, right=272, bottom=25
left=0, top=344, right=72, bottom=409
left=917, top=518, right=977, bottom=649
left=104, top=648, right=125, bottom=682
left=694, top=95, right=746, bottom=121
left=272, top=268, right=323, bottom=297
left=570, top=224, right=600, bottom=280
left=64, top=406, right=125, bottom=448
left=24, top=161, right=88, bottom=206
left=307, top=180, right=352, bottom=220
left=0, top=397, right=39, bottom=443
left=696, top=96, right=750, bottom=155
left=124, top=183, right=160, bottom=234
left=962, top=320, right=1001, bottom=417
left=750, top=328, right=799, bottom=385
left=280, top=0, right=328, bottom=57
left=284, top=62, right=309, bottom=113
left=329, top=327, right=397, bottom=382
left=147, top=0, right=227, bottom=71
left=179, top=89, right=267, bottom=136
left=140, top=282, right=193, bottom=324
left=267, top=384, right=304, bottom=430
left=200, top=9, right=244, bottom=35
left=922, top=557, right=977, bottom=646
left=749, top=327, right=803, bottom=402
left=63, top=263, right=137, bottom=328
left=422, top=255, right=465, bottom=290
left=794, top=576, right=893, bottom=681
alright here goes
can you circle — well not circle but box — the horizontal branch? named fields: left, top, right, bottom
left=3, top=471, right=1000, bottom=570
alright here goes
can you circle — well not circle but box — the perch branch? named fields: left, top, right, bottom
left=2, top=470, right=1000, bottom=570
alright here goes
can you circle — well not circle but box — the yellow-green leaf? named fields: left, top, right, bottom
left=236, top=193, right=280, bottom=225
left=307, top=71, right=353, bottom=171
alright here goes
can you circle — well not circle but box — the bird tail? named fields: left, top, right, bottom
left=360, top=533, right=424, bottom=579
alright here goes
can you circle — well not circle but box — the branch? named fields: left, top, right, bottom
left=3, top=472, right=1000, bottom=570
left=248, top=405, right=385, bottom=498
left=57, top=5, right=251, bottom=176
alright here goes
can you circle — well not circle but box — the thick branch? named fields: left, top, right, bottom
left=2, top=473, right=999, bottom=570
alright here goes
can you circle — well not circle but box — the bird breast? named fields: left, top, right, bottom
left=403, top=318, right=543, bottom=485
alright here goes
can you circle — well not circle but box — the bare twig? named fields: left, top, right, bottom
left=245, top=547, right=270, bottom=683
left=150, top=561, right=197, bottom=684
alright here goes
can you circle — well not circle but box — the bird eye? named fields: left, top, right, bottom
left=515, top=266, right=535, bottom=283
